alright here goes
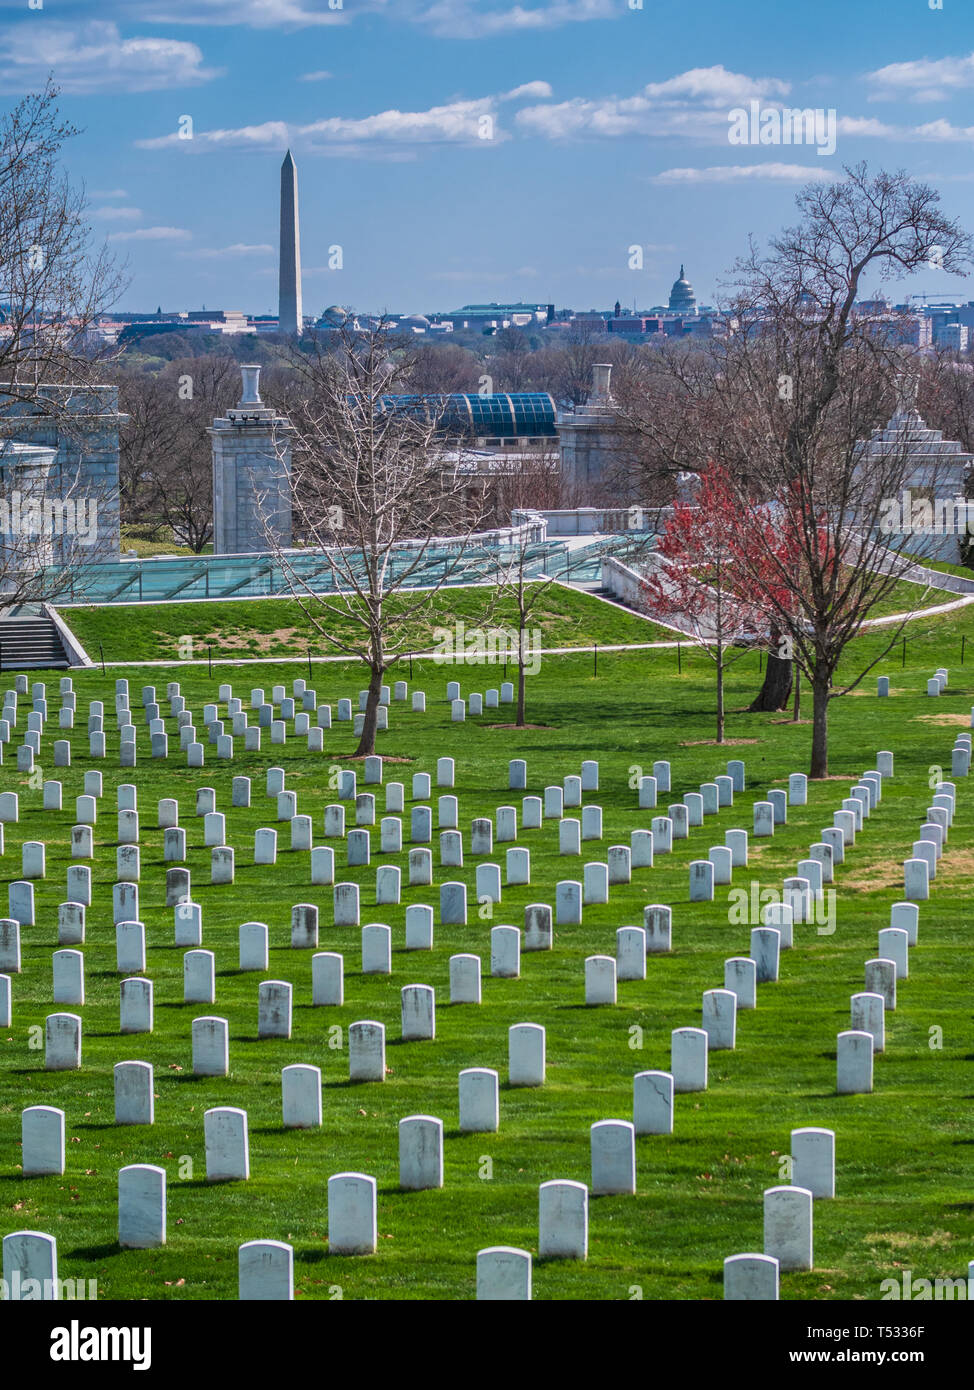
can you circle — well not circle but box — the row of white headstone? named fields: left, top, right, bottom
left=722, top=743, right=963, bottom=1297
left=3, top=669, right=431, bottom=779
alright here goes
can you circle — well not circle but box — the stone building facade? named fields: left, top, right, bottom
left=0, top=383, right=123, bottom=566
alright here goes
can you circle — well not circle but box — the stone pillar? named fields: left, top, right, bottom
left=210, top=366, right=293, bottom=555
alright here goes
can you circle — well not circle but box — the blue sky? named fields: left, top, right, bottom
left=2, top=0, right=974, bottom=316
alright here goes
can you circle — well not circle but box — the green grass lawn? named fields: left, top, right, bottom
left=120, top=527, right=214, bottom=559
left=55, top=583, right=671, bottom=664
left=899, top=550, right=974, bottom=580
left=1, top=607, right=973, bottom=1302
left=859, top=577, right=958, bottom=619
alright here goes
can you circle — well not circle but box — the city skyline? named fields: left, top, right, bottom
left=2, top=0, right=974, bottom=313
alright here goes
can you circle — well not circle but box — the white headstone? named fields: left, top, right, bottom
left=116, top=921, right=146, bottom=974
left=671, top=1027, right=707, bottom=1092
left=2, top=1231, right=58, bottom=1300
left=791, top=1127, right=835, bottom=1199
left=282, top=1064, right=322, bottom=1129
left=447, top=1067, right=496, bottom=1147
left=22, top=1105, right=65, bottom=1176
left=349, top=1020, right=385, bottom=1081
left=52, top=949, right=84, bottom=1006
left=509, top=1022, right=545, bottom=1086
left=401, top=983, right=435, bottom=1040
left=764, top=1185, right=813, bottom=1271
left=312, top=952, right=343, bottom=1006
left=584, top=954, right=616, bottom=1005
left=238, top=1240, right=293, bottom=1301
left=120, top=977, right=153, bottom=1034
left=449, top=953, right=482, bottom=1004
left=851, top=991, right=885, bottom=1050
left=114, top=1060, right=154, bottom=1125
left=724, top=1253, right=779, bottom=1301
left=724, top=956, right=757, bottom=1009
left=399, top=1115, right=444, bottom=1190
left=750, top=926, right=780, bottom=984
left=633, top=1071, right=674, bottom=1135
left=183, top=949, right=215, bottom=1004
left=258, top=980, right=292, bottom=1038
left=192, top=1016, right=229, bottom=1076
left=538, top=1180, right=588, bottom=1261
left=405, top=903, right=434, bottom=950
left=644, top=904, right=672, bottom=954
left=616, top=926, right=647, bottom=982
left=328, top=1173, right=377, bottom=1254
left=836, top=1029, right=873, bottom=1094
left=590, top=1119, right=636, bottom=1195
left=45, top=1012, right=81, bottom=1071
left=204, top=1106, right=249, bottom=1182
left=476, top=1246, right=531, bottom=1300
left=362, top=923, right=392, bottom=975
left=702, top=988, right=736, bottom=1049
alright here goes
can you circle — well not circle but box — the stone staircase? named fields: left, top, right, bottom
left=0, top=613, right=70, bottom=669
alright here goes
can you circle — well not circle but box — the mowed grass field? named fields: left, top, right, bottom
left=56, top=581, right=673, bottom=664
left=1, top=600, right=973, bottom=1302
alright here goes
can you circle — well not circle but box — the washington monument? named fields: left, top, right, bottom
left=278, top=149, right=303, bottom=336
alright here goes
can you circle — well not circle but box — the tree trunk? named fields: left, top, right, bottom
left=748, top=653, right=793, bottom=712
left=810, top=672, right=830, bottom=778
left=515, top=604, right=528, bottom=727
left=716, top=648, right=725, bottom=744
left=354, top=662, right=384, bottom=756
left=791, top=664, right=801, bottom=722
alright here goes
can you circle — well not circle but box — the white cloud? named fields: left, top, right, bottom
left=867, top=52, right=974, bottom=102
left=119, top=0, right=349, bottom=29
left=91, top=206, right=143, bottom=221
left=515, top=66, right=791, bottom=140
left=107, top=226, right=191, bottom=242
left=835, top=116, right=899, bottom=138
left=137, top=121, right=290, bottom=151
left=138, top=98, right=509, bottom=151
left=413, top=0, right=618, bottom=39
left=643, top=65, right=789, bottom=106
left=189, top=243, right=275, bottom=257
left=653, top=163, right=838, bottom=184
left=299, top=70, right=333, bottom=82
left=44, top=0, right=603, bottom=36
left=502, top=81, right=553, bottom=101
left=90, top=189, right=130, bottom=199
left=912, top=118, right=974, bottom=142
left=300, top=98, right=504, bottom=145
left=0, top=20, right=220, bottom=95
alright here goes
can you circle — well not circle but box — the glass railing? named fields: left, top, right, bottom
left=47, top=540, right=574, bottom=606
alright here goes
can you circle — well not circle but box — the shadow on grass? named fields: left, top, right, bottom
left=66, top=1242, right=120, bottom=1260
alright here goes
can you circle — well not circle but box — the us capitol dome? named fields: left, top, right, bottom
left=668, top=265, right=697, bottom=314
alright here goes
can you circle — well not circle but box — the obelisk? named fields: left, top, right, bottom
left=278, top=149, right=303, bottom=336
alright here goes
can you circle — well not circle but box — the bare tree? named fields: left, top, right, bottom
left=487, top=436, right=567, bottom=523
left=717, top=165, right=972, bottom=774
left=115, top=368, right=182, bottom=530
left=554, top=319, right=607, bottom=405
left=0, top=81, right=124, bottom=407
left=266, top=318, right=489, bottom=756
left=616, top=166, right=972, bottom=771
left=114, top=356, right=240, bottom=551
left=0, top=80, right=126, bottom=599
left=490, top=326, right=535, bottom=391
left=486, top=523, right=569, bottom=728
left=403, top=341, right=484, bottom=394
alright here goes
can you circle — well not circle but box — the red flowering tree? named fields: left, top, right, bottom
left=642, top=462, right=769, bottom=743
